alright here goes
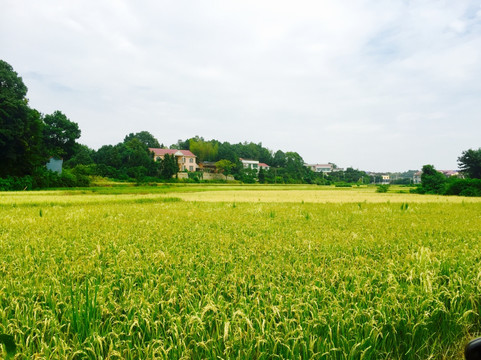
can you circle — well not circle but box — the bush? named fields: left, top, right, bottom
left=0, top=176, right=34, bottom=191
left=420, top=165, right=446, bottom=194
left=334, top=182, right=352, bottom=188
left=444, top=178, right=481, bottom=197
left=30, top=168, right=91, bottom=189
left=187, top=172, right=203, bottom=183
left=376, top=184, right=390, bottom=193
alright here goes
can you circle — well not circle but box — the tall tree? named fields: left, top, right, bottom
left=458, top=148, right=481, bottom=179
left=189, top=137, right=218, bottom=162
left=420, top=164, right=446, bottom=194
left=272, top=150, right=286, bottom=168
left=124, top=131, right=160, bottom=148
left=64, top=144, right=94, bottom=168
left=160, top=154, right=178, bottom=179
left=43, top=110, right=81, bottom=159
left=0, top=60, right=44, bottom=176
left=215, top=159, right=235, bottom=175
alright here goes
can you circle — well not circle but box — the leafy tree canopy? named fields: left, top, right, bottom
left=189, top=136, right=219, bottom=162
left=0, top=60, right=44, bottom=177
left=43, top=110, right=81, bottom=159
left=0, top=59, right=27, bottom=101
left=458, top=148, right=481, bottom=179
left=64, top=144, right=94, bottom=168
left=159, top=153, right=178, bottom=179
left=420, top=164, right=446, bottom=194
left=124, top=131, right=160, bottom=148
left=215, top=159, right=235, bottom=175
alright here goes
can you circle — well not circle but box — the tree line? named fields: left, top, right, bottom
left=2, top=60, right=377, bottom=189
left=4, top=59, right=479, bottom=193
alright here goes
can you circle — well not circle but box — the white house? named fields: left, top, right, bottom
left=305, top=163, right=333, bottom=173
left=240, top=158, right=259, bottom=170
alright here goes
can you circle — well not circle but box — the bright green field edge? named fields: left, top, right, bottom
left=1, top=186, right=481, bottom=359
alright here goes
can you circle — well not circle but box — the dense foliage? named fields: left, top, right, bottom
left=0, top=60, right=83, bottom=187
left=0, top=60, right=44, bottom=177
left=413, top=164, right=481, bottom=197
left=458, top=148, right=481, bottom=179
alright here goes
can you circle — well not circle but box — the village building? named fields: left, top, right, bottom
left=305, top=163, right=333, bottom=173
left=240, top=158, right=259, bottom=170
left=149, top=148, right=198, bottom=172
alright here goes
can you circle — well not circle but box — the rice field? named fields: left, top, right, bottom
left=1, top=185, right=481, bottom=359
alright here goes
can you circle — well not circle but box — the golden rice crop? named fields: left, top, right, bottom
left=0, top=186, right=480, bottom=359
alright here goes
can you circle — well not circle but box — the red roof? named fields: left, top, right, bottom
left=259, top=163, right=269, bottom=167
left=149, top=148, right=196, bottom=157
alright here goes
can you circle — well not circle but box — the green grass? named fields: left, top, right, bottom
left=0, top=186, right=480, bottom=358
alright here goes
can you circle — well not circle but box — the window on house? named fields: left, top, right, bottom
left=189, top=166, right=193, bottom=171
left=189, top=158, right=193, bottom=163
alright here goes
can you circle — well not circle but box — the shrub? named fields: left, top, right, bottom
left=420, top=165, right=446, bottom=194
left=334, top=182, right=352, bottom=188
left=444, top=178, right=481, bottom=197
left=187, top=172, right=203, bottom=183
left=0, top=176, right=34, bottom=191
left=376, top=184, right=390, bottom=193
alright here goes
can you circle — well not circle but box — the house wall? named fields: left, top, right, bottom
left=177, top=172, right=234, bottom=181
left=154, top=154, right=197, bottom=171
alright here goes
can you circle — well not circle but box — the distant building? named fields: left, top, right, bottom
left=46, top=157, right=63, bottom=174
left=381, top=175, right=390, bottom=184
left=305, top=163, right=333, bottom=173
left=413, top=171, right=422, bottom=184
left=413, top=169, right=460, bottom=184
left=240, top=158, right=259, bottom=170
left=198, top=161, right=217, bottom=173
left=259, top=163, right=270, bottom=171
left=439, top=170, right=460, bottom=177
left=149, top=148, right=198, bottom=172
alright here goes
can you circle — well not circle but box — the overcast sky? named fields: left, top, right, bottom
left=2, top=1, right=481, bottom=171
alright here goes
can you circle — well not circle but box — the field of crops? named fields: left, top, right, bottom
left=1, top=185, right=481, bottom=359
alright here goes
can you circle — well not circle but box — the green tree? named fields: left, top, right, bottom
left=160, top=154, right=178, bottom=179
left=458, top=148, right=481, bottom=179
left=124, top=131, right=160, bottom=148
left=258, top=167, right=266, bottom=183
left=272, top=150, right=286, bottom=167
left=43, top=110, right=81, bottom=159
left=123, top=138, right=153, bottom=169
left=0, top=60, right=45, bottom=177
left=189, top=137, right=219, bottom=162
left=420, top=165, right=446, bottom=194
left=64, top=144, right=94, bottom=168
left=217, top=142, right=237, bottom=163
left=215, top=159, right=235, bottom=175
left=172, top=138, right=190, bottom=150
left=343, top=167, right=369, bottom=184
left=94, top=144, right=124, bottom=169
left=285, top=152, right=308, bottom=182
left=240, top=168, right=257, bottom=183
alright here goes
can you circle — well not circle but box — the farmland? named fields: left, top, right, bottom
left=1, top=185, right=481, bottom=359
